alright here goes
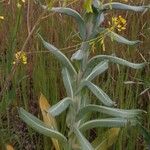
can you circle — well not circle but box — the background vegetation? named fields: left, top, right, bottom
left=0, top=0, right=149, bottom=149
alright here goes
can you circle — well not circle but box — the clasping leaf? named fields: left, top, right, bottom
left=48, top=97, right=72, bottom=117
left=39, top=34, right=77, bottom=76
left=103, top=2, right=148, bottom=12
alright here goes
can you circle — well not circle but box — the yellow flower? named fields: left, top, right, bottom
left=17, top=3, right=22, bottom=8
left=13, top=51, right=27, bottom=65
left=17, top=0, right=25, bottom=8
left=109, top=15, right=127, bottom=32
left=0, top=16, right=4, bottom=20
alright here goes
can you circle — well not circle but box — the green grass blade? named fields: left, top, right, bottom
left=139, top=124, right=150, bottom=146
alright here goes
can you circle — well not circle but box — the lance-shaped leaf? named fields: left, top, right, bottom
left=39, top=35, right=77, bottom=76
left=39, top=93, right=60, bottom=150
left=85, top=60, right=108, bottom=81
left=107, top=31, right=140, bottom=45
left=98, top=12, right=105, bottom=25
left=76, top=104, right=144, bottom=121
left=95, top=13, right=105, bottom=28
left=19, top=108, right=68, bottom=148
left=71, top=49, right=84, bottom=61
left=103, top=2, right=148, bottom=12
left=88, top=27, right=106, bottom=40
left=42, top=6, right=86, bottom=39
left=48, top=97, right=72, bottom=117
left=71, top=42, right=90, bottom=61
left=39, top=93, right=58, bottom=128
left=87, top=55, right=146, bottom=70
left=83, top=81, right=116, bottom=106
left=62, top=68, right=74, bottom=97
left=74, top=126, right=94, bottom=150
left=79, top=118, right=137, bottom=131
left=93, top=0, right=101, bottom=9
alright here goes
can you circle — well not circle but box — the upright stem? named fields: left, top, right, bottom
left=68, top=12, right=94, bottom=150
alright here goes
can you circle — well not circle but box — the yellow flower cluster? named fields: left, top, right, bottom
left=13, top=51, right=27, bottom=65
left=109, top=15, right=127, bottom=32
left=17, top=0, right=25, bottom=8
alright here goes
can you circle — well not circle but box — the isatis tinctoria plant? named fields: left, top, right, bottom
left=19, top=1, right=149, bottom=149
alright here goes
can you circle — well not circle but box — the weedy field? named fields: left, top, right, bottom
left=0, top=0, right=150, bottom=150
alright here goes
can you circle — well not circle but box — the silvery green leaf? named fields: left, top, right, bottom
left=19, top=108, right=68, bottom=148
left=92, top=0, right=100, bottom=9
left=79, top=118, right=137, bottom=131
left=48, top=97, right=72, bottom=116
left=92, top=13, right=105, bottom=35
left=71, top=42, right=89, bottom=61
left=74, top=126, right=94, bottom=150
left=87, top=55, right=146, bottom=70
left=107, top=31, right=140, bottom=45
left=77, top=104, right=145, bottom=121
left=38, top=34, right=77, bottom=76
left=88, top=27, right=106, bottom=39
left=71, top=50, right=84, bottom=61
left=85, top=60, right=108, bottom=81
left=83, top=81, right=116, bottom=106
left=103, top=2, right=148, bottom=12
left=98, top=13, right=105, bottom=26
left=42, top=6, right=86, bottom=39
left=62, top=68, right=74, bottom=97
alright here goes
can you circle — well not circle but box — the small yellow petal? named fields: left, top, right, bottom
left=117, top=25, right=121, bottom=28
left=121, top=27, right=126, bottom=30
left=23, top=61, right=27, bottom=64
